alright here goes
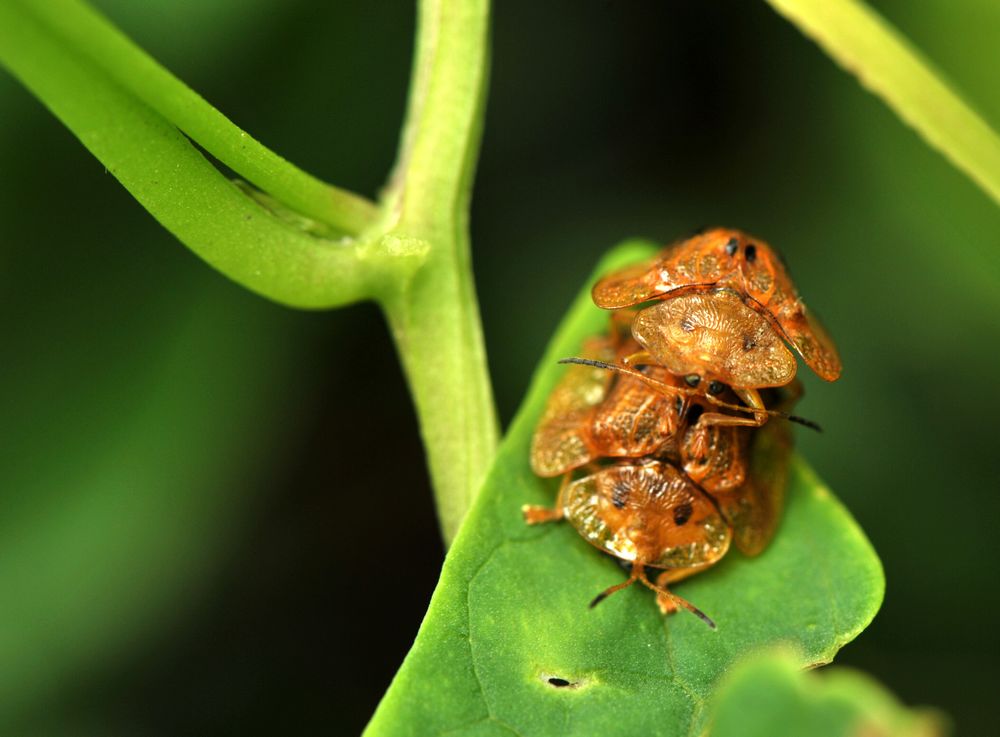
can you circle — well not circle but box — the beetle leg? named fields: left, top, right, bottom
left=694, top=412, right=765, bottom=430
left=653, top=567, right=704, bottom=615
left=522, top=505, right=563, bottom=524
left=696, top=388, right=768, bottom=430
left=589, top=562, right=642, bottom=608
left=689, top=389, right=766, bottom=458
left=620, top=350, right=657, bottom=367
left=522, top=473, right=571, bottom=525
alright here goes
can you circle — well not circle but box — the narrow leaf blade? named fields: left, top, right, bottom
left=766, top=0, right=1000, bottom=208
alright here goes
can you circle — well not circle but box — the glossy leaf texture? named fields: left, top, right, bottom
left=766, top=0, right=1000, bottom=208
left=365, top=241, right=884, bottom=737
left=706, top=650, right=945, bottom=737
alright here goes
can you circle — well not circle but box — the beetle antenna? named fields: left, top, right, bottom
left=589, top=568, right=640, bottom=609
left=698, top=394, right=819, bottom=430
left=637, top=568, right=717, bottom=630
left=558, top=357, right=821, bottom=432
left=558, top=357, right=690, bottom=397
left=787, top=414, right=822, bottom=432
left=560, top=356, right=638, bottom=372
left=700, top=397, right=821, bottom=433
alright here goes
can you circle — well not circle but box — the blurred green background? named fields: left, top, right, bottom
left=1, top=0, right=997, bottom=734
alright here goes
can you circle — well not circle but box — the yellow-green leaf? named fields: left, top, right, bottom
left=707, top=650, right=945, bottom=737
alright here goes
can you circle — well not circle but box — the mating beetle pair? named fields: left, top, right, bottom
left=524, top=228, right=840, bottom=628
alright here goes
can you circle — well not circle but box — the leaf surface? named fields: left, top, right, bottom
left=365, top=241, right=885, bottom=737
left=707, top=650, right=945, bottom=737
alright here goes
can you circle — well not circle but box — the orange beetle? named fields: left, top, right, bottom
left=524, top=459, right=730, bottom=628
left=679, top=403, right=750, bottom=496
left=716, top=384, right=798, bottom=557
left=525, top=383, right=800, bottom=624
left=528, top=334, right=741, bottom=626
left=526, top=328, right=811, bottom=626
left=607, top=287, right=821, bottom=441
left=526, top=330, right=810, bottom=625
left=530, top=329, right=793, bottom=477
left=530, top=337, right=689, bottom=478
left=592, top=227, right=842, bottom=381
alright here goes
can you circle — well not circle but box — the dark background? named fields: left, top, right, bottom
left=1, top=1, right=998, bottom=734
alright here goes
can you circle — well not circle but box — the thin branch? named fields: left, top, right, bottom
left=0, top=0, right=405, bottom=308
left=12, top=0, right=378, bottom=235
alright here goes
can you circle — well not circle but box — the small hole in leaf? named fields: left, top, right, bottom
left=539, top=673, right=585, bottom=690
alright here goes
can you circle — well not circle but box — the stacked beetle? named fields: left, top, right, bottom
left=524, top=228, right=841, bottom=628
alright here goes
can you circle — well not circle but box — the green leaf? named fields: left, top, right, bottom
left=765, top=0, right=1000, bottom=208
left=707, top=650, right=946, bottom=737
left=0, top=0, right=407, bottom=308
left=364, top=241, right=884, bottom=737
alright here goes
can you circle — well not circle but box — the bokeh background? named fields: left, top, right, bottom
left=1, top=0, right=998, bottom=734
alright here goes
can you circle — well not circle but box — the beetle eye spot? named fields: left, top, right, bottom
left=745, top=244, right=757, bottom=263
left=708, top=380, right=725, bottom=395
left=684, top=374, right=701, bottom=388
left=673, top=503, right=693, bottom=526
left=725, top=237, right=739, bottom=256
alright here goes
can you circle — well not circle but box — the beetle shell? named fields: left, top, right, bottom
left=530, top=338, right=616, bottom=477
left=592, top=227, right=842, bottom=381
left=681, top=419, right=749, bottom=495
left=631, top=289, right=797, bottom=388
left=714, top=386, right=797, bottom=556
left=531, top=338, right=688, bottom=477
left=558, top=460, right=731, bottom=569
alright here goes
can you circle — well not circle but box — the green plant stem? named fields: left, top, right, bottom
left=0, top=0, right=403, bottom=308
left=766, top=0, right=1000, bottom=208
left=377, top=0, right=497, bottom=543
left=6, top=0, right=377, bottom=235
left=1, top=0, right=497, bottom=539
